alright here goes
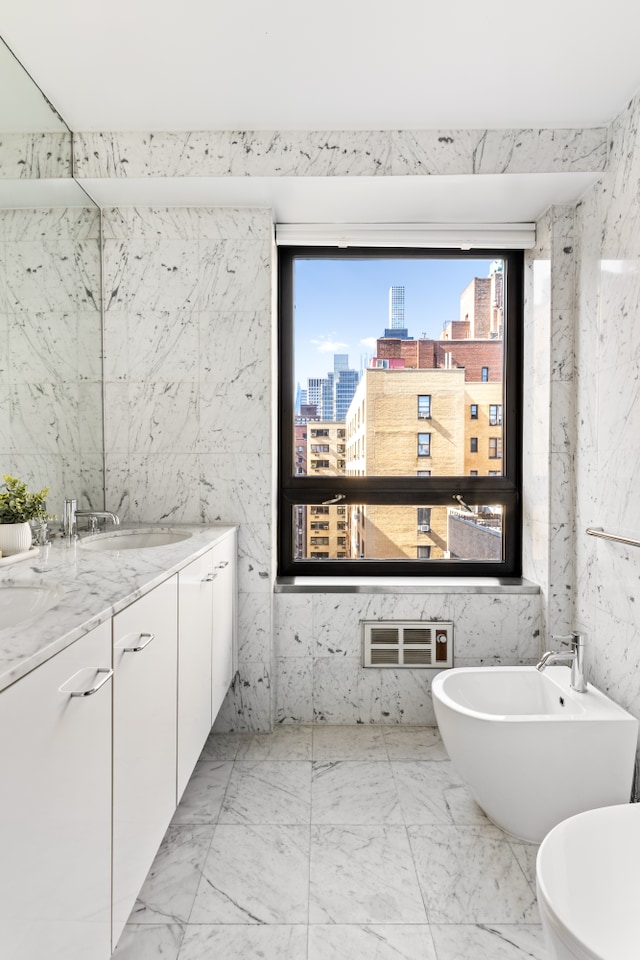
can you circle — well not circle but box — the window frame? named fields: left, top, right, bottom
left=278, top=245, right=523, bottom=578
left=489, top=404, right=503, bottom=426
left=417, top=394, right=432, bottom=419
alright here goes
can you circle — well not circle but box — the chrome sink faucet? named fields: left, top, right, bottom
left=62, top=498, right=121, bottom=538
left=536, top=631, right=587, bottom=693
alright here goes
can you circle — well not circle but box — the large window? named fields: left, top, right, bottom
left=278, top=247, right=523, bottom=576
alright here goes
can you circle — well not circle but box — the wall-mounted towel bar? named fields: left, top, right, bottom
left=586, top=527, right=640, bottom=549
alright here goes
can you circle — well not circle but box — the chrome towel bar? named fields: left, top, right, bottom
left=586, top=527, right=640, bottom=549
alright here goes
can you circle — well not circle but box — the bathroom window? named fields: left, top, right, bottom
left=278, top=245, right=523, bottom=577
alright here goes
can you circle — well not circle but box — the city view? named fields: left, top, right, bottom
left=291, top=259, right=505, bottom=563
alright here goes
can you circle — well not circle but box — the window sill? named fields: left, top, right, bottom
left=275, top=576, right=540, bottom=595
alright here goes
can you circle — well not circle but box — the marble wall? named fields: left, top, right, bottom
left=0, top=133, right=71, bottom=180
left=274, top=590, right=540, bottom=725
left=99, top=200, right=542, bottom=731
left=101, top=206, right=275, bottom=730
left=89, top=122, right=622, bottom=730
left=0, top=205, right=103, bottom=515
left=74, top=128, right=607, bottom=179
left=522, top=205, right=576, bottom=643
left=573, top=93, right=640, bottom=726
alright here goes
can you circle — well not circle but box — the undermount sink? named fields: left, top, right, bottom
left=79, top=529, right=193, bottom=552
left=0, top=585, right=61, bottom=629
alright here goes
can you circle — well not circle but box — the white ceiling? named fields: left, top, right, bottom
left=1, top=1, right=638, bottom=220
left=2, top=0, right=640, bottom=132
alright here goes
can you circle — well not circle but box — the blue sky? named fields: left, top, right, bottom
left=294, top=256, right=496, bottom=387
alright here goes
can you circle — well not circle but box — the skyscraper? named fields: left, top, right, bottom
left=384, top=285, right=410, bottom=339
left=389, top=285, right=405, bottom=329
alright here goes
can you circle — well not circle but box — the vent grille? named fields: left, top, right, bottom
left=362, top=621, right=453, bottom=669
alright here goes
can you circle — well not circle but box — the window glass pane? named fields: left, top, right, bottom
left=418, top=394, right=431, bottom=418
left=292, top=504, right=503, bottom=561
left=293, top=257, right=504, bottom=479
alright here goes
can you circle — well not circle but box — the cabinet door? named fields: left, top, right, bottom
left=211, top=532, right=236, bottom=721
left=0, top=621, right=112, bottom=960
left=177, top=548, right=214, bottom=799
left=112, top=576, right=178, bottom=945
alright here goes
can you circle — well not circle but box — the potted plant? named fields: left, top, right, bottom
left=0, top=475, right=49, bottom=556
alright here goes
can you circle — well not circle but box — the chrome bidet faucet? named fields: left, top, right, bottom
left=536, top=631, right=587, bottom=693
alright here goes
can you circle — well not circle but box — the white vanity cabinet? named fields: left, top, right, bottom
left=0, top=620, right=112, bottom=960
left=112, top=576, right=178, bottom=944
left=177, top=530, right=237, bottom=799
left=177, top=549, right=214, bottom=799
left=0, top=525, right=237, bottom=959
left=211, top=531, right=236, bottom=719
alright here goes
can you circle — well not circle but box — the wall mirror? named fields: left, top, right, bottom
left=0, top=37, right=104, bottom=521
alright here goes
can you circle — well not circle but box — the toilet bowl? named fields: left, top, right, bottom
left=536, top=802, right=640, bottom=959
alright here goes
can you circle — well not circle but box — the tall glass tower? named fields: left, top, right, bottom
left=389, top=285, right=405, bottom=329
left=384, top=285, right=410, bottom=338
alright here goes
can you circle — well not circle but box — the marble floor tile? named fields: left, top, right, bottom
left=178, top=924, right=308, bottom=960
left=307, top=924, right=438, bottom=960
left=111, top=923, right=185, bottom=959
left=311, top=760, right=403, bottom=825
left=430, top=923, right=547, bottom=959
left=172, top=760, right=233, bottom=824
left=391, top=760, right=489, bottom=826
left=509, top=838, right=541, bottom=889
left=408, top=824, right=539, bottom=924
left=129, top=825, right=215, bottom=924
left=235, top=724, right=313, bottom=761
left=199, top=730, right=252, bottom=760
left=309, top=825, right=427, bottom=924
left=189, top=824, right=310, bottom=924
left=220, top=760, right=311, bottom=824
left=312, top=724, right=387, bottom=761
left=121, top=724, right=546, bottom=956
left=382, top=726, right=449, bottom=761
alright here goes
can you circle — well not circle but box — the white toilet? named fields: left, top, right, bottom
left=536, top=802, right=640, bottom=959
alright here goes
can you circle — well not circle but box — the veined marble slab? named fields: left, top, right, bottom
left=73, top=128, right=608, bottom=179
left=0, top=132, right=72, bottom=180
left=0, top=522, right=236, bottom=692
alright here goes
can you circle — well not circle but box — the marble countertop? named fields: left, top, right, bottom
left=0, top=523, right=236, bottom=693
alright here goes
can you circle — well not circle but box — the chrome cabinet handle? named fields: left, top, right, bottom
left=202, top=573, right=217, bottom=582
left=122, top=632, right=155, bottom=652
left=63, top=667, right=113, bottom=698
left=215, top=560, right=229, bottom=570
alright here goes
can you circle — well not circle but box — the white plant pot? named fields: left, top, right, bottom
left=0, top=521, right=33, bottom=557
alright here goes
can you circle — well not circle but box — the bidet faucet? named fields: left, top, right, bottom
left=536, top=631, right=587, bottom=693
